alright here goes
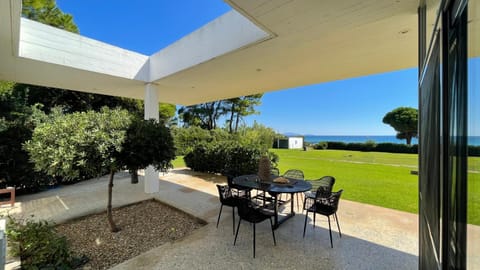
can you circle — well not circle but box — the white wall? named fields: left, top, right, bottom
left=288, top=137, right=303, bottom=149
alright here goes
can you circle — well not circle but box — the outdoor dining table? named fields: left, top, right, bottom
left=232, top=174, right=312, bottom=229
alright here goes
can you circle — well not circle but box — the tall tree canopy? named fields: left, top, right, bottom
left=382, top=107, right=418, bottom=145
left=178, top=94, right=262, bottom=131
left=178, top=101, right=225, bottom=130
left=159, top=103, right=177, bottom=126
left=22, top=0, right=79, bottom=33
left=226, top=94, right=262, bottom=133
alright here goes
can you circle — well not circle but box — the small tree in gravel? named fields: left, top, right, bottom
left=24, top=108, right=175, bottom=232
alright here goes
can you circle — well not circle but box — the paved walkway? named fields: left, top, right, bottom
left=1, top=168, right=473, bottom=269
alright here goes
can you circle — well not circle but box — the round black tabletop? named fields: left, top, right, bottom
left=232, top=174, right=312, bottom=194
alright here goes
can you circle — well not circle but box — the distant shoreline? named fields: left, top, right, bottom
left=299, top=135, right=480, bottom=146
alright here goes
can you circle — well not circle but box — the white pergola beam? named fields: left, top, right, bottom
left=149, top=10, right=270, bottom=82
left=19, top=19, right=150, bottom=81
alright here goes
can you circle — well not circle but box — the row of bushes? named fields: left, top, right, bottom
left=184, top=141, right=278, bottom=176
left=2, top=118, right=278, bottom=193
left=469, top=146, right=480, bottom=156
left=0, top=123, right=103, bottom=194
left=313, top=141, right=418, bottom=154
left=172, top=124, right=281, bottom=156
left=313, top=141, right=480, bottom=156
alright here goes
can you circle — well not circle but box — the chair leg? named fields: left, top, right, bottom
left=303, top=211, right=308, bottom=237
left=234, top=218, right=242, bottom=245
left=313, top=212, right=316, bottom=228
left=296, top=193, right=300, bottom=210
left=216, top=204, right=223, bottom=228
left=269, top=217, right=277, bottom=245
left=335, top=213, right=342, bottom=238
left=232, top=207, right=236, bottom=235
left=302, top=196, right=307, bottom=213
left=253, top=223, right=256, bottom=258
left=328, top=215, right=333, bottom=248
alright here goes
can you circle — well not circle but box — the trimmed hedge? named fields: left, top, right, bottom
left=375, top=143, right=418, bottom=154
left=314, top=141, right=418, bottom=154
left=184, top=141, right=278, bottom=176
left=469, top=145, right=480, bottom=157
left=313, top=141, right=479, bottom=156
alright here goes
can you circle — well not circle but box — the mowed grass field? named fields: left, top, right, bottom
left=172, top=149, right=480, bottom=225
left=272, top=149, right=420, bottom=214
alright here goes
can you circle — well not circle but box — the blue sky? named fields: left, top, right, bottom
left=57, top=1, right=478, bottom=136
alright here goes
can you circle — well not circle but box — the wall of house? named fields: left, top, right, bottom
left=288, top=137, right=303, bottom=149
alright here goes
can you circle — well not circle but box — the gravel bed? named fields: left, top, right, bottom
left=56, top=199, right=205, bottom=270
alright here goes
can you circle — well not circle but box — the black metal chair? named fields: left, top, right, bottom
left=303, top=189, right=343, bottom=248
left=216, top=184, right=240, bottom=234
left=234, top=198, right=277, bottom=258
left=282, top=169, right=305, bottom=209
left=227, top=175, right=251, bottom=199
left=283, top=169, right=304, bottom=180
left=304, top=175, right=336, bottom=200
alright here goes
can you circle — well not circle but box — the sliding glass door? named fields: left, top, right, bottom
left=418, top=0, right=469, bottom=268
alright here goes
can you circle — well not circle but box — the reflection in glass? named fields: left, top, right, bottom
left=467, top=1, right=479, bottom=269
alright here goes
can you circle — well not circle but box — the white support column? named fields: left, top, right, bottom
left=144, top=83, right=160, bottom=193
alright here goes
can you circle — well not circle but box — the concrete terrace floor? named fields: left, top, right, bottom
left=2, top=169, right=422, bottom=269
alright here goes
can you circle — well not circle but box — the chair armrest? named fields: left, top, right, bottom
left=258, top=207, right=275, bottom=217
left=303, top=195, right=315, bottom=210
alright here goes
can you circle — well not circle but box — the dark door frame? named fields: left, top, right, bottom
left=418, top=0, right=468, bottom=269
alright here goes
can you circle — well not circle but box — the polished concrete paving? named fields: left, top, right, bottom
left=2, top=169, right=475, bottom=269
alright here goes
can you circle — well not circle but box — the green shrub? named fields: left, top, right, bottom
left=364, top=140, right=377, bottom=151
left=24, top=108, right=133, bottom=182
left=184, top=141, right=277, bottom=176
left=325, top=141, right=348, bottom=150
left=236, top=123, right=278, bottom=151
left=346, top=143, right=365, bottom=151
left=375, top=143, right=417, bottom=153
left=469, top=145, right=480, bottom=157
left=118, top=118, right=176, bottom=174
left=0, top=126, right=59, bottom=193
left=317, top=141, right=419, bottom=154
left=171, top=126, right=212, bottom=156
left=314, top=141, right=328, bottom=150
left=224, top=143, right=278, bottom=176
left=184, top=143, right=228, bottom=173
left=6, top=216, right=85, bottom=269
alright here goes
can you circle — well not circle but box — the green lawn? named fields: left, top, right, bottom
left=271, top=149, right=480, bottom=225
left=172, top=149, right=480, bottom=225
left=172, top=156, right=186, bottom=168
left=272, top=149, right=419, bottom=213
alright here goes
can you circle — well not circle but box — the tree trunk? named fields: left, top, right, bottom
left=213, top=101, right=222, bottom=130
left=107, top=170, right=120, bottom=232
left=228, top=104, right=235, bottom=133
left=210, top=102, right=216, bottom=130
left=406, top=136, right=412, bottom=145
left=234, top=112, right=240, bottom=133
left=130, top=169, right=138, bottom=184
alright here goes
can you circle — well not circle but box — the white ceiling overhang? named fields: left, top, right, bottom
left=0, top=0, right=478, bottom=105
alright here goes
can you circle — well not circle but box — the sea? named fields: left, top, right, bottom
left=302, top=135, right=480, bottom=146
